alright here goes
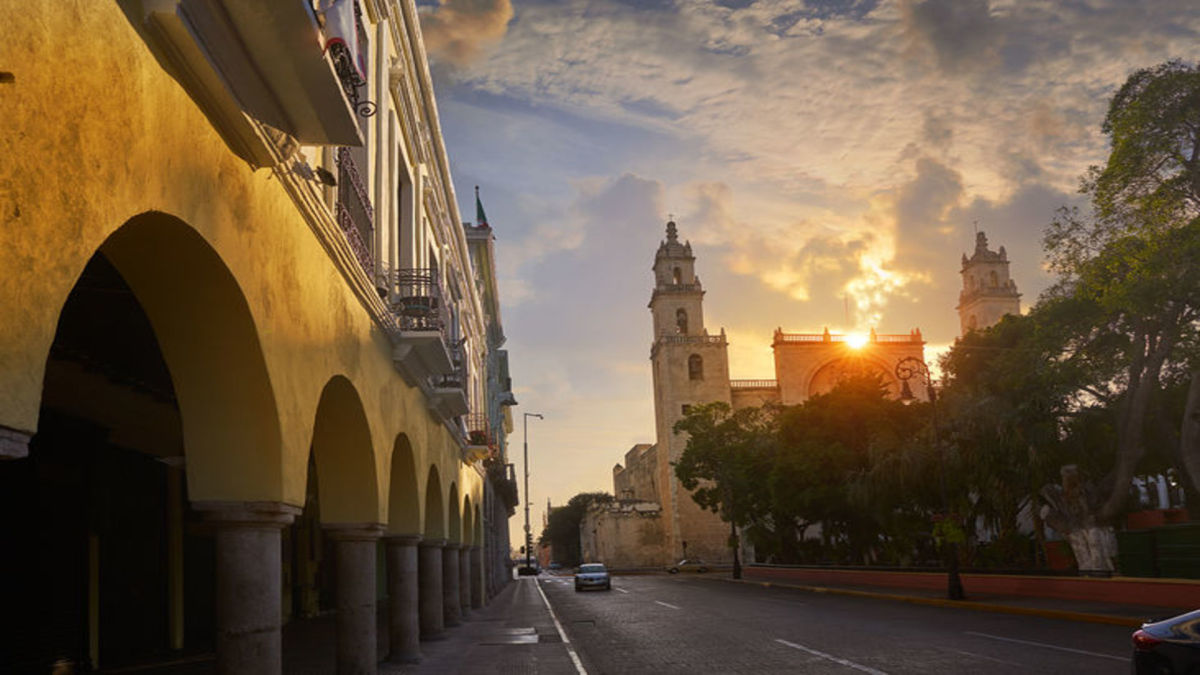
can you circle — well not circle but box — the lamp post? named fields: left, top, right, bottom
left=523, top=412, right=543, bottom=570
left=894, top=356, right=966, bottom=601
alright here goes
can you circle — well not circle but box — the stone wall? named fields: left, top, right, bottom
left=580, top=501, right=667, bottom=569
left=613, top=444, right=658, bottom=502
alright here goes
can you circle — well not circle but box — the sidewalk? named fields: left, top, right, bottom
left=384, top=577, right=581, bottom=674
left=723, top=575, right=1187, bottom=628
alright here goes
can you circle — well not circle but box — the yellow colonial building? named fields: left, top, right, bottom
left=0, top=1, right=519, bottom=673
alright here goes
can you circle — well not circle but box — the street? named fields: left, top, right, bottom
left=536, top=574, right=1132, bottom=674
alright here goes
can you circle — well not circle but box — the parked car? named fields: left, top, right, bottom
left=516, top=561, right=541, bottom=576
left=667, top=559, right=709, bottom=574
left=1132, top=608, right=1200, bottom=673
left=574, top=563, right=612, bottom=591
left=548, top=562, right=562, bottom=571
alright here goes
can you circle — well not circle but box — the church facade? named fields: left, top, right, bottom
left=581, top=220, right=974, bottom=567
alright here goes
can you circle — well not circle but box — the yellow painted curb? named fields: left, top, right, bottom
left=715, top=577, right=1145, bottom=627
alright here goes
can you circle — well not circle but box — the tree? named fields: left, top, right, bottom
left=539, top=492, right=613, bottom=568
left=1043, top=60, right=1200, bottom=523
left=674, top=402, right=778, bottom=575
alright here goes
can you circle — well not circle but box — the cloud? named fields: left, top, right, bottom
left=420, top=0, right=514, bottom=66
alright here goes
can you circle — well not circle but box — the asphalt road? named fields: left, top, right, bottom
left=538, top=573, right=1133, bottom=674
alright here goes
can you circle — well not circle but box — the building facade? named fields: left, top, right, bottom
left=584, top=220, right=927, bottom=567
left=0, top=1, right=517, bottom=673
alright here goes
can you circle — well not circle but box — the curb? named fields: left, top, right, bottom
left=716, top=577, right=1145, bottom=627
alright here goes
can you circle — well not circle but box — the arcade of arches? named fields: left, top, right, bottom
left=0, top=214, right=492, bottom=672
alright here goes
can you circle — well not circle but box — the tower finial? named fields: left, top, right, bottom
left=666, top=218, right=678, bottom=242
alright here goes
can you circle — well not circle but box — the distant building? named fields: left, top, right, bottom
left=583, top=220, right=928, bottom=568
left=957, top=231, right=1021, bottom=334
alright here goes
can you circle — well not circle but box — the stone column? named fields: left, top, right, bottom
left=195, top=501, right=299, bottom=675
left=442, top=543, right=461, bottom=627
left=0, top=425, right=31, bottom=459
left=325, top=523, right=384, bottom=675
left=385, top=535, right=422, bottom=663
left=458, top=546, right=471, bottom=619
left=470, top=546, right=484, bottom=609
left=418, top=539, right=445, bottom=641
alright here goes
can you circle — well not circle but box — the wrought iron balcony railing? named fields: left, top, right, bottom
left=326, top=0, right=376, bottom=119
left=393, top=268, right=446, bottom=333
left=465, top=413, right=493, bottom=448
left=433, top=341, right=466, bottom=390
left=335, top=147, right=374, bottom=278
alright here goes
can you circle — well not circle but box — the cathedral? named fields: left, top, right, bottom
left=580, top=221, right=1021, bottom=568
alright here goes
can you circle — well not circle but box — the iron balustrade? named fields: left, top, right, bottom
left=327, top=1, right=376, bottom=118
left=335, top=148, right=374, bottom=278
left=393, top=268, right=446, bottom=333
left=466, top=413, right=493, bottom=448
left=433, top=340, right=466, bottom=390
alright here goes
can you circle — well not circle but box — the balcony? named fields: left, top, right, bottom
left=464, top=413, right=494, bottom=463
left=391, top=268, right=454, bottom=380
left=431, top=343, right=469, bottom=418
left=141, top=0, right=365, bottom=166
left=485, top=459, right=519, bottom=515
left=336, top=148, right=374, bottom=279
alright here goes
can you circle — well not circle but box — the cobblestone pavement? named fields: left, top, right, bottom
left=537, top=573, right=1134, bottom=674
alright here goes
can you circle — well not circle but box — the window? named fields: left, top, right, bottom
left=990, top=270, right=998, bottom=287
left=676, top=309, right=688, bottom=334
left=673, top=267, right=682, bottom=284
left=681, top=404, right=691, bottom=415
left=688, top=354, right=703, bottom=380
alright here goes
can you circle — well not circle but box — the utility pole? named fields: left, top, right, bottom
left=523, top=412, right=543, bottom=570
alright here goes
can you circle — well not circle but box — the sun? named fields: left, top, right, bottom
left=846, top=332, right=868, bottom=349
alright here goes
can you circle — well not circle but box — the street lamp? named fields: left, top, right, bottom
left=894, top=356, right=966, bottom=601
left=523, top=412, right=543, bottom=571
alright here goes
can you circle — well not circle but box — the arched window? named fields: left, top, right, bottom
left=673, top=267, right=682, bottom=284
left=688, top=354, right=703, bottom=380
left=989, top=271, right=998, bottom=287
left=676, top=308, right=688, bottom=334
left=967, top=315, right=978, bottom=331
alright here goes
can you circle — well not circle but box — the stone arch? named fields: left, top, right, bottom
left=423, top=466, right=445, bottom=539
left=688, top=353, right=703, bottom=380
left=447, top=482, right=462, bottom=544
left=462, top=495, right=474, bottom=546
left=387, top=433, right=420, bottom=534
left=98, top=212, right=284, bottom=501
left=676, top=308, right=688, bottom=334
left=672, top=267, right=682, bottom=284
left=308, top=376, right=379, bottom=523
left=807, top=356, right=898, bottom=398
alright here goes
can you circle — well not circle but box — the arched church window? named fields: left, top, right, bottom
left=688, top=354, right=703, bottom=380
left=676, top=308, right=688, bottom=334
left=673, top=267, right=682, bottom=285
left=990, top=271, right=998, bottom=287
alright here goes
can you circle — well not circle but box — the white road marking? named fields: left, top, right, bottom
left=775, top=639, right=890, bottom=675
left=654, top=600, right=681, bottom=610
left=963, top=632, right=1126, bottom=661
left=534, top=580, right=589, bottom=675
left=945, top=648, right=1023, bottom=667
left=615, top=587, right=629, bottom=594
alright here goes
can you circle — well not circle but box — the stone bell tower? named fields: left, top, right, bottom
left=957, top=231, right=1021, bottom=334
left=647, top=220, right=732, bottom=564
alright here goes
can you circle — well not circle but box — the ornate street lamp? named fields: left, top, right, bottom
left=523, top=412, right=544, bottom=571
left=894, top=356, right=966, bottom=601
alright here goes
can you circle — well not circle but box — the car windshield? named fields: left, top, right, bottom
left=578, top=564, right=606, bottom=573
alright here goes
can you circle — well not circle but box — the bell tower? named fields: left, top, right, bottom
left=957, top=231, right=1021, bottom=334
left=647, top=219, right=732, bottom=564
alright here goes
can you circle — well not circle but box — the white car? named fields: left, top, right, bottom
left=574, top=563, right=612, bottom=591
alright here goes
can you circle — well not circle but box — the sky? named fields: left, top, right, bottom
left=414, top=0, right=1200, bottom=551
